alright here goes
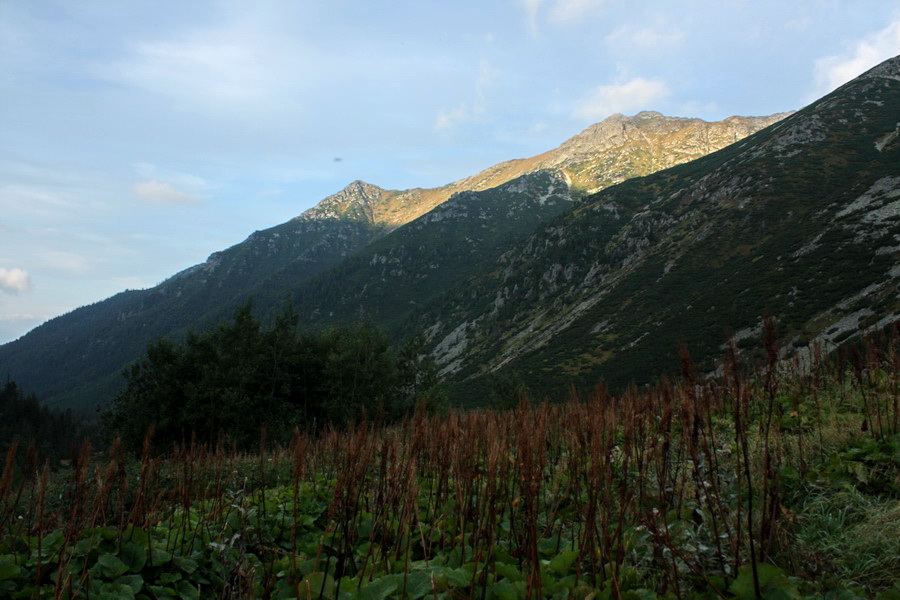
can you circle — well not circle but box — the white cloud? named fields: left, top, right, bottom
left=435, top=60, right=497, bottom=131
left=521, top=0, right=608, bottom=31
left=134, top=162, right=207, bottom=188
left=0, top=268, right=32, bottom=294
left=105, top=35, right=274, bottom=108
left=573, top=78, right=670, bottom=121
left=812, top=17, right=900, bottom=97
left=549, top=0, right=608, bottom=23
left=605, top=21, right=686, bottom=53
left=436, top=105, right=473, bottom=131
left=522, top=0, right=545, bottom=33
left=93, top=16, right=314, bottom=122
left=134, top=181, right=202, bottom=205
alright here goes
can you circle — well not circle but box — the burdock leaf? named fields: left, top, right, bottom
left=359, top=575, right=400, bottom=600
left=94, top=553, right=129, bottom=579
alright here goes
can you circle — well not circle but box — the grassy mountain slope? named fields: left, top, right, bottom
left=0, top=112, right=778, bottom=411
left=255, top=170, right=576, bottom=332
left=418, top=56, right=900, bottom=402
left=0, top=215, right=385, bottom=411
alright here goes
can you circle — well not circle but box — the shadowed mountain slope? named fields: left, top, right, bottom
left=0, top=108, right=792, bottom=411
left=412, top=56, right=899, bottom=401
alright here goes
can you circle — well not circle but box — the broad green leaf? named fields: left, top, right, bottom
left=115, top=574, right=145, bottom=594
left=496, top=562, right=523, bottom=582
left=73, top=529, right=104, bottom=557
left=74, top=537, right=98, bottom=558
left=97, top=581, right=136, bottom=600
left=404, top=571, right=434, bottom=599
left=359, top=574, right=400, bottom=600
left=493, top=579, right=525, bottom=600
left=444, top=567, right=472, bottom=588
left=41, top=530, right=65, bottom=556
left=148, top=584, right=177, bottom=600
left=549, top=550, right=580, bottom=576
left=176, top=579, right=200, bottom=600
left=729, top=563, right=802, bottom=600
left=0, top=563, right=22, bottom=582
left=356, top=517, right=374, bottom=539
left=555, top=575, right=579, bottom=591
left=173, top=555, right=198, bottom=574
left=538, top=536, right=564, bottom=557
left=299, top=557, right=317, bottom=576
left=94, top=553, right=130, bottom=579
left=119, top=542, right=147, bottom=573
left=149, top=547, right=173, bottom=566
left=158, top=571, right=182, bottom=584
left=123, top=527, right=151, bottom=546
left=303, top=572, right=336, bottom=600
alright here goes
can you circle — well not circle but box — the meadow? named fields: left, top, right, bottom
left=1, top=325, right=897, bottom=599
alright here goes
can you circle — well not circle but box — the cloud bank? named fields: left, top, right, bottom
left=813, top=17, right=900, bottom=96
left=522, top=0, right=610, bottom=32
left=0, top=268, right=32, bottom=294
left=573, top=78, right=670, bottom=121
left=134, top=181, right=202, bottom=204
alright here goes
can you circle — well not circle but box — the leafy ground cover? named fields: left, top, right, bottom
left=1, top=325, right=897, bottom=599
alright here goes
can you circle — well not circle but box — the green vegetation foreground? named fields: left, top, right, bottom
left=1, top=326, right=898, bottom=599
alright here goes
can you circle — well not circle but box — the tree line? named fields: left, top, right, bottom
left=0, top=380, right=97, bottom=467
left=102, top=304, right=445, bottom=451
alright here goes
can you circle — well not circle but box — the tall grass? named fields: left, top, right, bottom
left=1, top=327, right=897, bottom=599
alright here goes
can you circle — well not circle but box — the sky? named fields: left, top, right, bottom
left=1, top=1, right=899, bottom=344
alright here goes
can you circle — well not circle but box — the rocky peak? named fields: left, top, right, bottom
left=528, top=111, right=788, bottom=191
left=548, top=113, right=671, bottom=160
left=859, top=53, right=900, bottom=81
left=549, top=112, right=786, bottom=165
left=298, top=180, right=386, bottom=224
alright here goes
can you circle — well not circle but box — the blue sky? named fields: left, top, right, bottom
left=1, top=0, right=898, bottom=344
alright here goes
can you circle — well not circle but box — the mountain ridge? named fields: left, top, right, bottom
left=12, top=77, right=897, bottom=412
left=257, top=111, right=790, bottom=233
left=410, top=57, right=899, bottom=400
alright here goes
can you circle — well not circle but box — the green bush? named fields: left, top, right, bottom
left=102, top=304, right=443, bottom=451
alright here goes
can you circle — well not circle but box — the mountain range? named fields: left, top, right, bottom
left=2, top=56, right=898, bottom=412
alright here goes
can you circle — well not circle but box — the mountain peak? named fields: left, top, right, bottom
left=632, top=110, right=665, bottom=119
left=298, top=180, right=387, bottom=224
left=539, top=110, right=788, bottom=190
left=860, top=53, right=900, bottom=81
